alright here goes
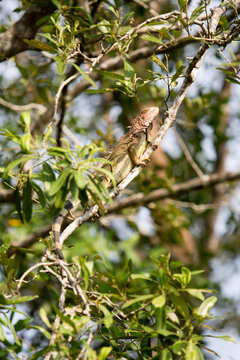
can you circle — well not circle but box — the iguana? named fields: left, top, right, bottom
left=52, top=106, right=159, bottom=259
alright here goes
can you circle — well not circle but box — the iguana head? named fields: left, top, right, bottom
left=131, top=106, right=159, bottom=133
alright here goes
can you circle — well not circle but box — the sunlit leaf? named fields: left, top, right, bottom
left=48, top=168, right=71, bottom=196
left=122, top=294, right=154, bottom=309
left=152, top=295, right=165, bottom=308
left=72, top=63, right=97, bottom=88
left=197, top=296, right=217, bottom=317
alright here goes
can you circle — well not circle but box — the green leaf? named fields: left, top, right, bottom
left=178, top=0, right=187, bottom=11
left=48, top=146, right=71, bottom=157
left=51, top=0, right=61, bottom=9
left=53, top=183, right=68, bottom=208
left=170, top=294, right=190, bottom=319
left=96, top=69, right=125, bottom=80
left=121, top=11, right=134, bottom=25
left=28, top=345, right=54, bottom=360
left=181, top=266, right=191, bottom=286
left=3, top=155, right=34, bottom=179
left=80, top=257, right=90, bottom=289
left=170, top=340, right=187, bottom=354
left=155, top=306, right=166, bottom=331
left=189, top=6, right=205, bottom=23
left=27, top=325, right=51, bottom=340
left=70, top=177, right=79, bottom=202
left=5, top=295, right=38, bottom=305
left=171, top=65, right=185, bottom=83
left=31, top=181, right=46, bottom=208
left=158, top=268, right=166, bottom=286
left=39, top=307, right=51, bottom=328
left=48, top=168, right=71, bottom=196
left=23, top=178, right=32, bottom=222
left=86, top=88, right=115, bottom=94
left=186, top=341, right=204, bottom=360
left=73, top=170, right=86, bottom=189
left=131, top=273, right=152, bottom=281
left=167, top=311, right=180, bottom=324
left=141, top=34, right=164, bottom=45
left=216, top=67, right=235, bottom=77
left=206, top=335, right=237, bottom=344
left=79, top=188, right=89, bottom=207
left=184, top=289, right=205, bottom=301
left=72, top=63, right=97, bottom=88
left=160, top=348, right=173, bottom=360
left=226, top=76, right=240, bottom=85
left=54, top=55, right=67, bottom=75
left=14, top=318, right=32, bottom=331
left=150, top=54, right=167, bottom=72
left=0, top=324, right=5, bottom=342
left=14, top=186, right=24, bottom=223
left=99, top=304, right=113, bottom=328
left=20, top=111, right=31, bottom=129
left=122, top=294, right=154, bottom=309
left=3, top=313, right=21, bottom=346
left=97, top=19, right=112, bottom=34
left=42, top=162, right=56, bottom=182
left=91, top=165, right=116, bottom=188
left=87, top=175, right=108, bottom=203
left=152, top=295, right=165, bottom=308
left=24, top=39, right=57, bottom=53
left=20, top=133, right=31, bottom=153
left=123, top=58, right=135, bottom=79
left=197, top=296, right=217, bottom=317
left=98, top=346, right=112, bottom=360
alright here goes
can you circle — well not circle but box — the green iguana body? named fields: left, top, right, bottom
left=53, top=106, right=159, bottom=259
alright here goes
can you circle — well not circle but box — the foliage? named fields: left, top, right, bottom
left=0, top=0, right=240, bottom=359
left=0, top=253, right=235, bottom=359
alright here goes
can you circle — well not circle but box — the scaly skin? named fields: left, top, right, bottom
left=53, top=106, right=159, bottom=259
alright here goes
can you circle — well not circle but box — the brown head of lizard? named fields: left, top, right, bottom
left=130, top=107, right=159, bottom=135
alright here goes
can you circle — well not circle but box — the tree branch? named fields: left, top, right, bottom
left=6, top=170, right=240, bottom=257
left=0, top=3, right=56, bottom=62
left=107, top=171, right=240, bottom=213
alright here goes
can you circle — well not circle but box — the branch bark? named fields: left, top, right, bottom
left=107, top=171, right=240, bottom=213
left=0, top=3, right=56, bottom=62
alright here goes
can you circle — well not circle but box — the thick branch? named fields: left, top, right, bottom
left=7, top=224, right=52, bottom=257
left=0, top=189, right=14, bottom=202
left=107, top=171, right=240, bottom=213
left=0, top=4, right=56, bottom=61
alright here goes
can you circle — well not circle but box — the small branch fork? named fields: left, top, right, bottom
left=17, top=250, right=92, bottom=360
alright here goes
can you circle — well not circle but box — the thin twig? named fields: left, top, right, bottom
left=173, top=127, right=205, bottom=180
left=17, top=261, right=59, bottom=291
left=0, top=97, right=46, bottom=114
left=166, top=198, right=227, bottom=213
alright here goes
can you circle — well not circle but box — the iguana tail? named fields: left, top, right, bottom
left=52, top=200, right=74, bottom=259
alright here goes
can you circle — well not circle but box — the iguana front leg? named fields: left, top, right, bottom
left=128, top=143, right=149, bottom=166
left=128, top=131, right=151, bottom=166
